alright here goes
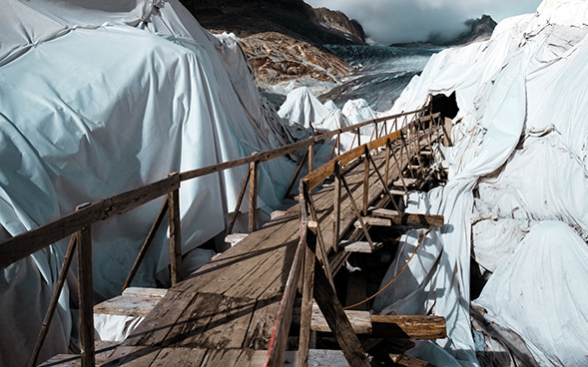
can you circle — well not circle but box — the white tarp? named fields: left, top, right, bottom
left=375, top=0, right=588, bottom=366
left=0, top=0, right=309, bottom=365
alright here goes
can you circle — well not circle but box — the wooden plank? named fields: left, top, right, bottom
left=340, top=241, right=383, bottom=253
left=394, top=178, right=417, bottom=186
left=200, top=349, right=243, bottom=367
left=0, top=175, right=179, bottom=270
left=122, top=287, right=168, bottom=298
left=168, top=177, right=182, bottom=286
left=243, top=298, right=282, bottom=350
left=354, top=217, right=391, bottom=228
left=192, top=295, right=257, bottom=349
left=94, top=293, right=164, bottom=318
left=103, top=346, right=161, bottom=366
left=77, top=225, right=94, bottom=367
left=123, top=290, right=198, bottom=347
left=311, top=304, right=372, bottom=334
left=224, top=233, right=248, bottom=245
left=164, top=292, right=224, bottom=347
left=371, top=209, right=444, bottom=227
left=148, top=348, right=208, bottom=366
left=370, top=314, right=447, bottom=340
left=396, top=355, right=436, bottom=367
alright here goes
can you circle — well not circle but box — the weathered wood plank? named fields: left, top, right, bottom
left=340, top=241, right=383, bottom=253
left=242, top=298, right=282, bottom=350
left=191, top=295, right=257, bottom=349
left=370, top=314, right=447, bottom=340
left=311, top=304, right=372, bottom=334
left=77, top=225, right=94, bottom=367
left=164, top=292, right=224, bottom=347
left=353, top=217, right=392, bottom=228
left=149, top=347, right=208, bottom=367
left=370, top=208, right=444, bottom=227
left=123, top=290, right=197, bottom=347
left=94, top=293, right=165, bottom=318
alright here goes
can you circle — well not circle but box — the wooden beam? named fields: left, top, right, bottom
left=227, top=167, right=251, bottom=235
left=371, top=314, right=447, bottom=340
left=371, top=208, right=444, bottom=227
left=332, top=162, right=342, bottom=252
left=168, top=174, right=182, bottom=286
left=77, top=225, right=94, bottom=367
left=340, top=240, right=383, bottom=253
left=122, top=198, right=168, bottom=292
left=310, top=308, right=446, bottom=340
left=354, top=217, right=391, bottom=228
left=297, top=239, right=316, bottom=367
left=311, top=303, right=372, bottom=334
left=313, top=250, right=370, bottom=367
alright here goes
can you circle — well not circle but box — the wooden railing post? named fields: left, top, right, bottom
left=248, top=154, right=259, bottom=233
left=363, top=145, right=370, bottom=216
left=297, top=227, right=317, bottom=367
left=168, top=173, right=182, bottom=286
left=332, top=162, right=342, bottom=252
left=308, top=142, right=314, bottom=173
left=77, top=223, right=94, bottom=367
left=336, top=131, right=341, bottom=156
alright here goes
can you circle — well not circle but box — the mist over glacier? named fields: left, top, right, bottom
left=306, top=0, right=541, bottom=43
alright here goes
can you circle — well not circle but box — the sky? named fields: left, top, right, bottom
left=305, top=0, right=543, bottom=44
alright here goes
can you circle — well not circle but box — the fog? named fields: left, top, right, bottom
left=306, top=0, right=542, bottom=44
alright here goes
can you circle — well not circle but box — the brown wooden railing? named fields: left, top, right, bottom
left=264, top=112, right=444, bottom=367
left=0, top=108, right=428, bottom=367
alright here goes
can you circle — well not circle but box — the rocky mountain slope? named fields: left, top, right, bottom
left=181, top=0, right=364, bottom=90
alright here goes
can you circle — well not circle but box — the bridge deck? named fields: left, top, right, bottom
left=101, top=141, right=414, bottom=366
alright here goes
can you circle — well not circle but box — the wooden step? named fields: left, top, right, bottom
left=339, top=240, right=383, bottom=253
left=393, top=178, right=417, bottom=187
left=389, top=189, right=407, bottom=196
left=407, top=164, right=421, bottom=170
left=370, top=208, right=444, bottom=227
left=224, top=233, right=248, bottom=245
left=310, top=303, right=447, bottom=340
left=420, top=149, right=433, bottom=156
left=94, top=287, right=168, bottom=318
left=354, top=217, right=391, bottom=228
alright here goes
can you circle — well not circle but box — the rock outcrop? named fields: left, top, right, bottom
left=181, top=0, right=363, bottom=88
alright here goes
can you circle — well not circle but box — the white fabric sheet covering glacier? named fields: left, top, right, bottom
left=0, top=0, right=310, bottom=364
left=375, top=0, right=588, bottom=365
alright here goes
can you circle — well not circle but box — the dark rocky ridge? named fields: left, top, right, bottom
left=181, top=0, right=366, bottom=46
left=392, top=15, right=497, bottom=47
left=181, top=0, right=364, bottom=88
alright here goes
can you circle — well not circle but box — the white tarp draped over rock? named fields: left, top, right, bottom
left=0, top=0, right=308, bottom=365
left=377, top=0, right=588, bottom=366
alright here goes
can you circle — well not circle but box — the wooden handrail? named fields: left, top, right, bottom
left=0, top=175, right=180, bottom=270
left=0, top=108, right=426, bottom=270
left=303, top=114, right=439, bottom=191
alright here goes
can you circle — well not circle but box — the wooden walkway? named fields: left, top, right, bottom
left=98, top=129, right=436, bottom=366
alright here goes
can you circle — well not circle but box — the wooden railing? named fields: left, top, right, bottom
left=0, top=108, right=426, bottom=367
left=264, top=112, right=444, bottom=367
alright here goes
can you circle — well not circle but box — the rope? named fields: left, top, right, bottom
left=343, top=228, right=432, bottom=310
left=455, top=125, right=477, bottom=175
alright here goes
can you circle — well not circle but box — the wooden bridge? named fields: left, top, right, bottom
left=1, top=108, right=450, bottom=367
